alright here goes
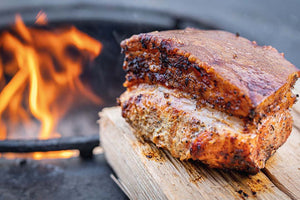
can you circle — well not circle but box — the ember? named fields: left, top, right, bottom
left=0, top=13, right=102, bottom=159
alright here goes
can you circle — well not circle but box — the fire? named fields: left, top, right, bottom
left=0, top=13, right=102, bottom=159
left=0, top=150, right=79, bottom=160
left=35, top=11, right=48, bottom=25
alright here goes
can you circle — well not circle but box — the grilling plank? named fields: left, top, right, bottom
left=99, top=106, right=300, bottom=200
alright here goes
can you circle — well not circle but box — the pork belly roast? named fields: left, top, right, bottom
left=118, top=28, right=300, bottom=173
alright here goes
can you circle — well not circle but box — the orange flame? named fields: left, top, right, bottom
left=0, top=13, right=102, bottom=159
left=35, top=11, right=48, bottom=25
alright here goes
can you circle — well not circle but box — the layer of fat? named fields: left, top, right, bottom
left=124, top=84, right=246, bottom=134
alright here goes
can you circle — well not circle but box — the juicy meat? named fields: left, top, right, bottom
left=121, top=28, right=299, bottom=119
left=119, top=28, right=300, bottom=173
left=120, top=84, right=293, bottom=173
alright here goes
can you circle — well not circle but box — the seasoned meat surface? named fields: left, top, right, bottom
left=120, top=84, right=293, bottom=173
left=121, top=28, right=299, bottom=118
left=119, top=28, right=299, bottom=173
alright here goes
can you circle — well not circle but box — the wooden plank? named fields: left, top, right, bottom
left=99, top=107, right=296, bottom=200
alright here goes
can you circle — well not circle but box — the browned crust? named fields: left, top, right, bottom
left=120, top=85, right=293, bottom=173
left=121, top=28, right=300, bottom=118
left=190, top=109, right=292, bottom=173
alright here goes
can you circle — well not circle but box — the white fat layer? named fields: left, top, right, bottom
left=126, top=84, right=245, bottom=133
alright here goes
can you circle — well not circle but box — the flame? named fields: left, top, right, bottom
left=0, top=13, right=102, bottom=159
left=0, top=150, right=78, bottom=160
left=35, top=11, right=48, bottom=25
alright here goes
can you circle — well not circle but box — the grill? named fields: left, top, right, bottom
left=0, top=135, right=99, bottom=159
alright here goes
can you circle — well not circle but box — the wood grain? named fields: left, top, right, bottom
left=99, top=106, right=300, bottom=200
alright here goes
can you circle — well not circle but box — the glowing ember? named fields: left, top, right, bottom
left=0, top=150, right=78, bottom=160
left=0, top=13, right=102, bottom=159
